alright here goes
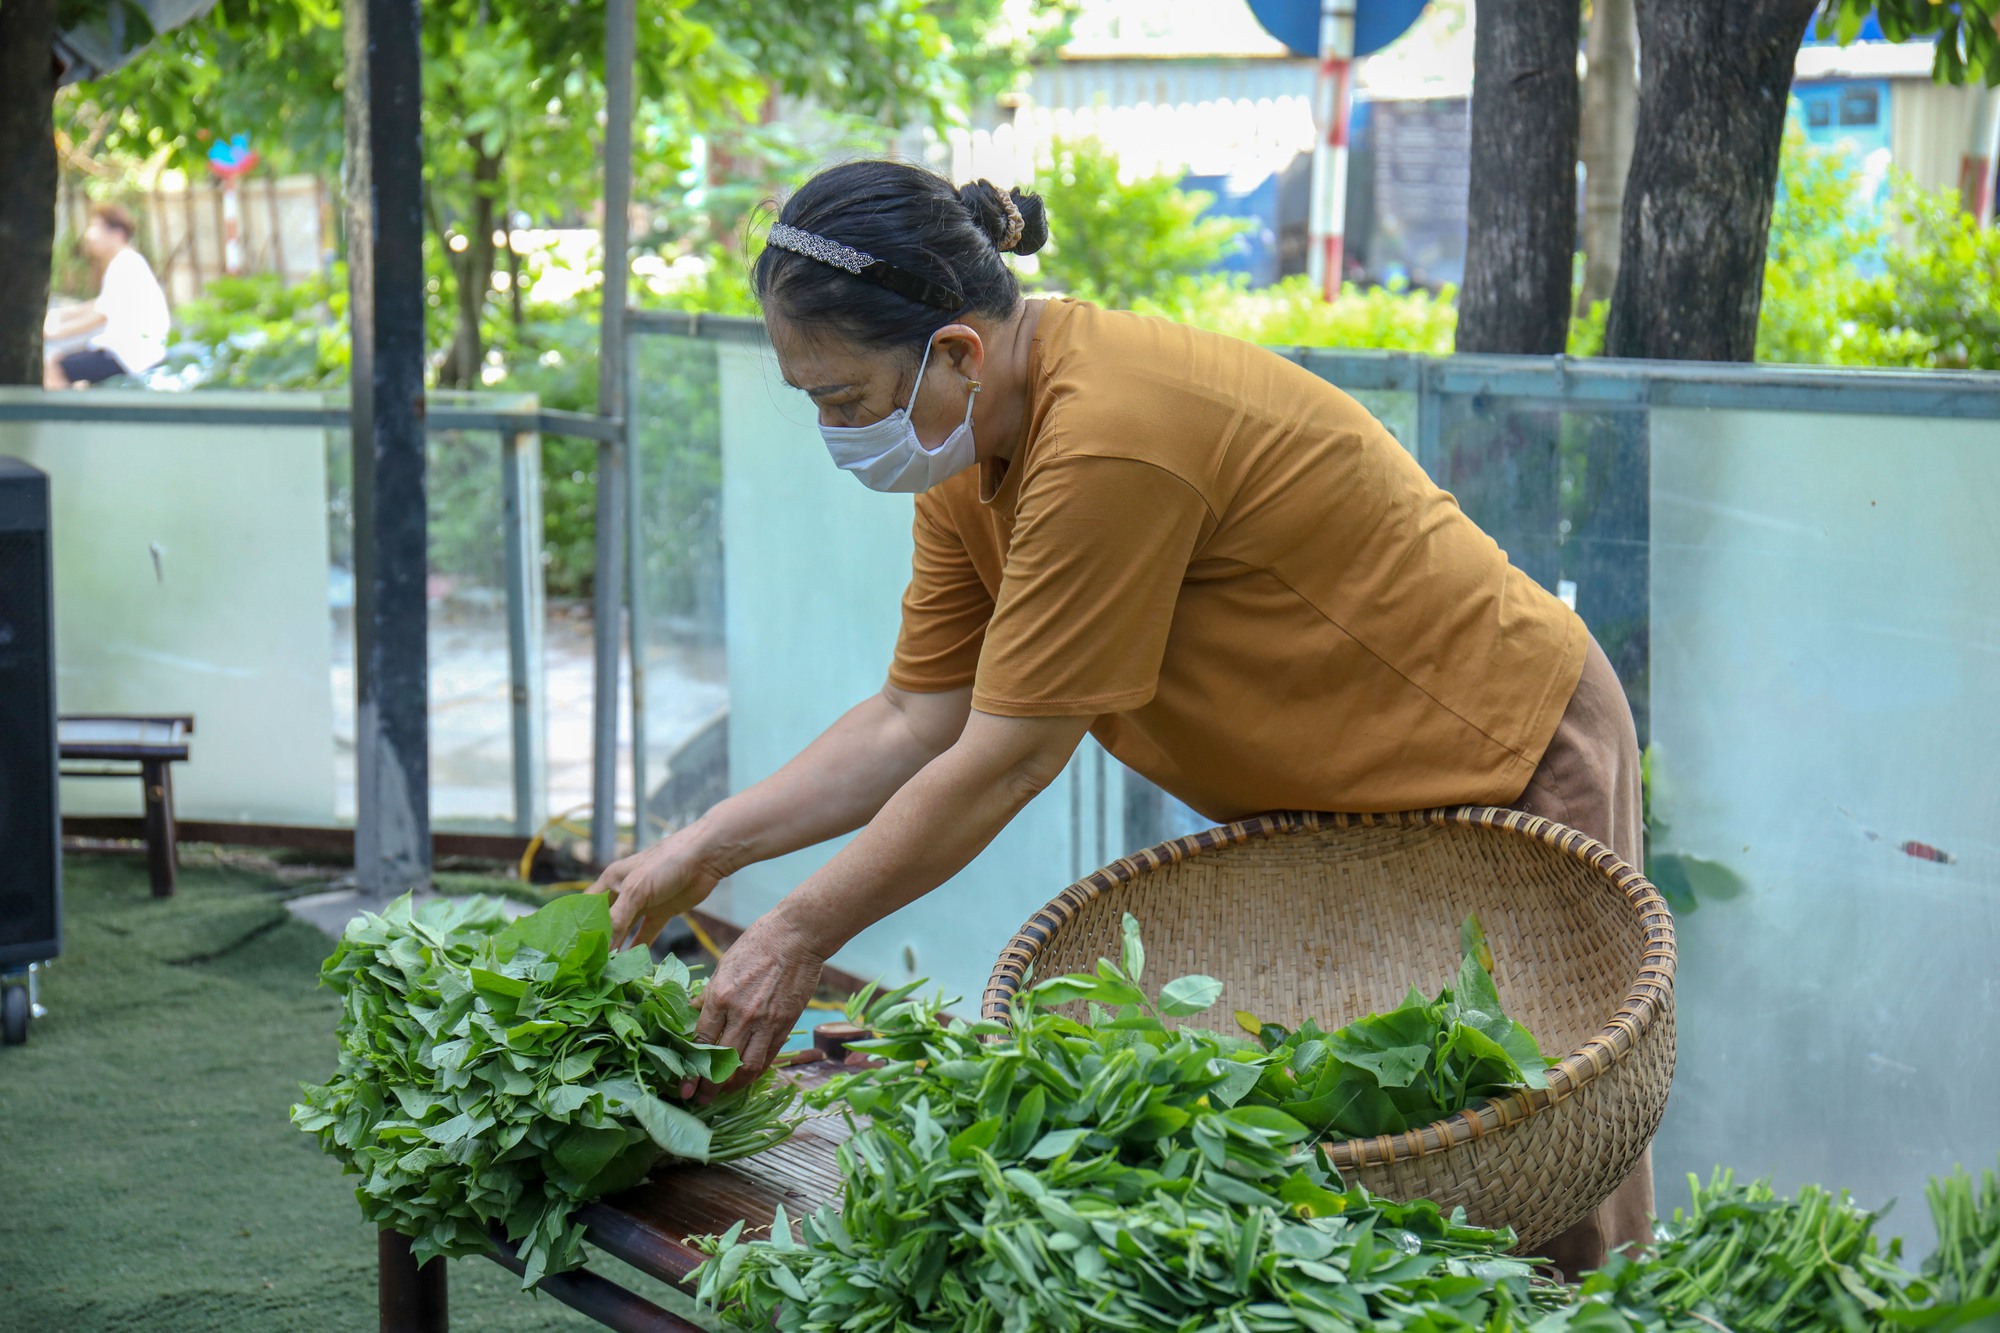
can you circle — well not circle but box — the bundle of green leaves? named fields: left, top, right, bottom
left=291, top=892, right=798, bottom=1285
left=1232, top=916, right=1558, bottom=1141
left=693, top=916, right=1567, bottom=1331
left=1573, top=1171, right=1933, bottom=1332
left=1920, top=1160, right=2000, bottom=1312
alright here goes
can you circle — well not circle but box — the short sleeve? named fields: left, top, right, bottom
left=973, top=455, right=1210, bottom=717
left=887, top=502, right=994, bottom=692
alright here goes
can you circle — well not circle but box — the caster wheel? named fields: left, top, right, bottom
left=2, top=983, right=28, bottom=1046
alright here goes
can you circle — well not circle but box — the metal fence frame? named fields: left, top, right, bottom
left=8, top=333, right=1996, bottom=855
left=629, top=307, right=2000, bottom=416
left=0, top=396, right=613, bottom=839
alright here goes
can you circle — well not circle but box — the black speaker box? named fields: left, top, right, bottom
left=0, top=457, right=60, bottom=968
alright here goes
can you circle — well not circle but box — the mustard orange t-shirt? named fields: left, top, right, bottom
left=888, top=299, right=1587, bottom=820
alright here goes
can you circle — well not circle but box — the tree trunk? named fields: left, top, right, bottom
left=1604, top=0, right=1819, bottom=361
left=0, top=0, right=58, bottom=386
left=1578, top=0, right=1638, bottom=312
left=438, top=145, right=501, bottom=390
left=1456, top=0, right=1582, bottom=355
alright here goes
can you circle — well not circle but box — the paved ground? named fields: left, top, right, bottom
left=330, top=600, right=728, bottom=833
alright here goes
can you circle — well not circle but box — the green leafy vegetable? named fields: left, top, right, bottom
left=1577, top=1170, right=1932, bottom=1331
left=692, top=915, right=1567, bottom=1330
left=1898, top=1163, right=2000, bottom=1328
left=1234, top=913, right=1558, bottom=1141
left=291, top=892, right=799, bottom=1286
left=682, top=912, right=2000, bottom=1332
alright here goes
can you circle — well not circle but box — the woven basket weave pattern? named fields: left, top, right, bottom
left=981, top=808, right=1676, bottom=1252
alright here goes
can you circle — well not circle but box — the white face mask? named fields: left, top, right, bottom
left=818, top=335, right=980, bottom=493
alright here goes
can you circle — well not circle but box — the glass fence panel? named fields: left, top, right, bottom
left=1430, top=394, right=1652, bottom=736
left=3, top=389, right=548, bottom=834
left=327, top=396, right=544, bottom=831
left=630, top=334, right=729, bottom=844
left=1647, top=406, right=1999, bottom=1250
left=0, top=390, right=339, bottom=824
left=1345, top=388, right=1416, bottom=451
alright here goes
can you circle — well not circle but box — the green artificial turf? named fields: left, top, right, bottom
left=0, top=853, right=713, bottom=1332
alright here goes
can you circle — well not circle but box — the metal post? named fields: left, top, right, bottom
left=590, top=0, right=636, bottom=867
left=1975, top=85, right=2000, bottom=229
left=1308, top=0, right=1357, bottom=300
left=502, top=429, right=549, bottom=837
left=377, top=1229, right=448, bottom=1333
left=1414, top=355, right=1443, bottom=480
left=624, top=325, right=651, bottom=847
left=345, top=0, right=431, bottom=900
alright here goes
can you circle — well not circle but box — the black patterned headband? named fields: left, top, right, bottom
left=765, top=223, right=964, bottom=312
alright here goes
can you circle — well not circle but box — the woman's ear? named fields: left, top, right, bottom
left=934, top=324, right=985, bottom=383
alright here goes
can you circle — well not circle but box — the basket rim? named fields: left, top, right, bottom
left=979, top=806, right=1677, bottom=1170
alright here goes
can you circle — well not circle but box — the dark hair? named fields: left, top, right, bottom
left=754, top=161, right=1049, bottom=353
left=88, top=204, right=137, bottom=241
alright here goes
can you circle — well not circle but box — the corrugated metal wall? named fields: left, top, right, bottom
left=954, top=58, right=1317, bottom=188
left=1024, top=56, right=1314, bottom=112
left=1889, top=79, right=1989, bottom=196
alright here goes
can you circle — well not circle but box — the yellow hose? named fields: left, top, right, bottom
left=517, top=804, right=595, bottom=887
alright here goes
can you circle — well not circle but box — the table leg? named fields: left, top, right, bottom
left=141, top=758, right=178, bottom=899
left=379, top=1229, right=449, bottom=1332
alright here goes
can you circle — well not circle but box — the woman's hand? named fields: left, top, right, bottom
left=588, top=830, right=728, bottom=950
left=687, top=911, right=827, bottom=1098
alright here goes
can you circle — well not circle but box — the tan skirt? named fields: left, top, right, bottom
left=1510, top=633, right=1655, bottom=1278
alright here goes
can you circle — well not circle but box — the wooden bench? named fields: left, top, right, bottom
left=58, top=714, right=194, bottom=899
left=378, top=1044, right=864, bottom=1332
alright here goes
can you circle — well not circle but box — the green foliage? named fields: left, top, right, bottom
left=1568, top=299, right=1609, bottom=357
left=1639, top=747, right=1747, bottom=917
left=479, top=310, right=607, bottom=597
left=65, top=0, right=1021, bottom=386
left=692, top=919, right=1563, bottom=1331
left=1756, top=120, right=2000, bottom=372
left=932, top=0, right=1079, bottom=103
left=1032, top=137, right=1252, bottom=310
left=1818, top=0, right=2000, bottom=86
left=1576, top=1171, right=1933, bottom=1330
left=1231, top=915, right=1557, bottom=1141
left=290, top=892, right=799, bottom=1288
left=1833, top=186, right=2000, bottom=370
left=1139, top=273, right=1459, bottom=353
left=1921, top=1163, right=2000, bottom=1311
left=162, top=271, right=349, bottom=388
left=1756, top=123, right=1885, bottom=366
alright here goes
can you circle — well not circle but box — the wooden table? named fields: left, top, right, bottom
left=378, top=1051, right=861, bottom=1332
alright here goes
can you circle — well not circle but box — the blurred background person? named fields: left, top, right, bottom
left=43, top=204, right=170, bottom=388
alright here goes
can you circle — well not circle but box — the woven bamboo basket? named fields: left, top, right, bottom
left=980, top=807, right=1676, bottom=1252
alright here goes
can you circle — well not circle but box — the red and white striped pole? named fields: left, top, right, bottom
left=1308, top=0, right=1358, bottom=302
left=221, top=180, right=244, bottom=274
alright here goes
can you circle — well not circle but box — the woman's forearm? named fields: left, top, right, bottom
left=683, top=685, right=969, bottom=877
left=771, top=710, right=1092, bottom=958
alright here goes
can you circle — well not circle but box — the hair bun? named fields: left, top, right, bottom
left=956, top=180, right=1051, bottom=258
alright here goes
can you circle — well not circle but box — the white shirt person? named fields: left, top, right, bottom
left=44, top=205, right=171, bottom=388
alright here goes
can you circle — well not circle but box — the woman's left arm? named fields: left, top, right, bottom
left=688, top=708, right=1092, bottom=1089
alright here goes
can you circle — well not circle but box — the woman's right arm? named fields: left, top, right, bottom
left=592, top=681, right=972, bottom=946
